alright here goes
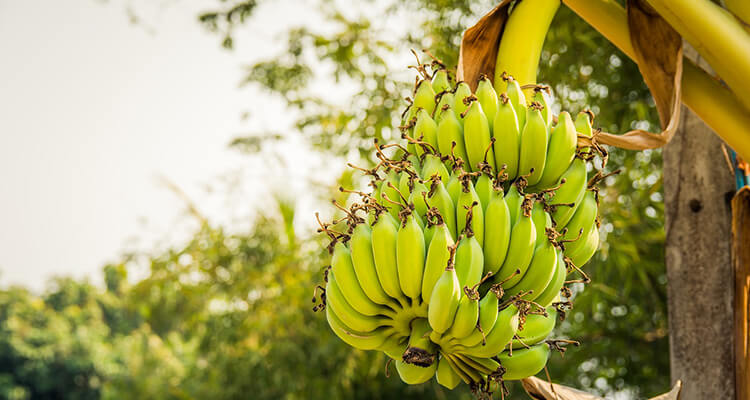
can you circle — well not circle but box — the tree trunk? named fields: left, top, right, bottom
left=664, top=48, right=735, bottom=400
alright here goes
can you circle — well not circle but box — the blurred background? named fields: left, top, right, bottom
left=0, top=0, right=668, bottom=398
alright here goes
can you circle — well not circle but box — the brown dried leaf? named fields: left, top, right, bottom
left=583, top=0, right=683, bottom=150
left=456, top=1, right=512, bottom=90
left=521, top=377, right=682, bottom=400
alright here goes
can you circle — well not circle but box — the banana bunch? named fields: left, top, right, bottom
left=314, top=66, right=610, bottom=392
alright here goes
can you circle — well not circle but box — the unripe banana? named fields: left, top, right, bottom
left=454, top=234, right=484, bottom=290
left=566, top=222, right=599, bottom=268
left=504, top=184, right=522, bottom=226
left=435, top=92, right=455, bottom=124
left=446, top=171, right=462, bottom=205
left=453, top=81, right=472, bottom=116
left=496, top=198, right=536, bottom=288
left=440, top=354, right=472, bottom=384
left=428, top=247, right=461, bottom=334
left=474, top=173, right=494, bottom=211
left=327, top=272, right=390, bottom=332
left=476, top=76, right=499, bottom=129
left=518, top=102, right=548, bottom=186
left=408, top=179, right=430, bottom=220
left=427, top=178, right=457, bottom=240
left=533, top=87, right=553, bottom=127
left=326, top=306, right=392, bottom=351
left=413, top=79, right=436, bottom=116
left=537, top=111, right=577, bottom=188
left=371, top=212, right=404, bottom=299
left=450, top=287, right=501, bottom=348
left=456, top=182, right=484, bottom=247
left=483, top=186, right=511, bottom=275
left=420, top=153, right=449, bottom=184
left=493, top=93, right=521, bottom=180
left=349, top=223, right=398, bottom=307
left=530, top=201, right=553, bottom=249
left=381, top=170, right=403, bottom=220
left=395, top=360, right=437, bottom=385
left=446, top=290, right=480, bottom=339
left=331, top=242, right=389, bottom=316
left=511, top=307, right=557, bottom=349
left=436, top=107, right=469, bottom=165
left=458, top=304, right=519, bottom=358
left=422, top=222, right=455, bottom=304
left=397, top=212, right=426, bottom=300
left=457, top=354, right=501, bottom=376
left=413, top=109, right=438, bottom=157
left=503, top=241, right=559, bottom=303
left=562, top=190, right=598, bottom=243
left=431, top=69, right=451, bottom=94
left=381, top=335, right=408, bottom=360
left=403, top=318, right=436, bottom=366
left=445, top=353, right=483, bottom=384
left=504, top=75, right=527, bottom=128
left=549, top=158, right=587, bottom=227
left=436, top=356, right=462, bottom=389
left=498, top=343, right=550, bottom=380
left=534, top=251, right=567, bottom=308
left=575, top=111, right=594, bottom=155
left=463, top=100, right=496, bottom=172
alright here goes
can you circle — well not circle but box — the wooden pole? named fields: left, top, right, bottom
left=734, top=187, right=750, bottom=399
left=664, top=48, right=735, bottom=400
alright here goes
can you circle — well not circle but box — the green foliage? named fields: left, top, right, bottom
left=1, top=0, right=670, bottom=398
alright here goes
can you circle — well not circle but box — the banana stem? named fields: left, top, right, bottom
left=563, top=0, right=750, bottom=161
left=494, top=0, right=561, bottom=91
left=646, top=0, right=750, bottom=113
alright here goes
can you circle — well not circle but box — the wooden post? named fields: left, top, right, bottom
left=734, top=187, right=750, bottom=399
left=663, top=49, right=735, bottom=400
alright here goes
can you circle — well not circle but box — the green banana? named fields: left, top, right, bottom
left=498, top=343, right=550, bottom=380
left=427, top=244, right=461, bottom=334
left=454, top=234, right=484, bottom=290
left=408, top=179, right=430, bottom=220
left=326, top=306, right=392, bottom=351
left=474, top=173, right=494, bottom=211
left=436, top=356, right=462, bottom=389
left=496, top=197, right=536, bottom=288
left=413, top=109, right=438, bottom=156
left=530, top=200, right=553, bottom=249
left=403, top=318, right=436, bottom=366
left=397, top=212, right=426, bottom=300
left=435, top=92, right=455, bottom=123
left=327, top=272, right=390, bottom=332
left=537, top=111, right=577, bottom=188
left=566, top=222, right=600, bottom=268
left=381, top=335, right=408, bottom=360
left=331, top=242, right=388, bottom=316
left=371, top=212, right=404, bottom=299
left=518, top=102, right=548, bottom=186
left=446, top=170, right=462, bottom=205
left=427, top=178, right=457, bottom=240
left=504, top=75, right=527, bottom=128
left=381, top=170, right=403, bottom=220
left=483, top=186, right=511, bottom=275
left=549, top=158, right=587, bottom=227
left=476, top=76, right=499, bottom=130
left=504, top=184, right=522, bottom=226
left=534, top=251, right=567, bottom=308
left=431, top=69, right=451, bottom=94
left=456, top=181, right=484, bottom=247
left=420, top=153, right=449, bottom=184
left=493, top=93, right=521, bottom=180
left=422, top=221, right=455, bottom=304
left=446, top=353, right=483, bottom=384
left=463, top=100, right=496, bottom=173
left=562, top=190, right=598, bottom=244
left=436, top=106, right=469, bottom=165
left=453, top=81, right=472, bottom=116
left=450, top=287, right=501, bottom=348
left=512, top=307, right=557, bottom=349
left=533, top=86, right=553, bottom=127
left=458, top=304, right=519, bottom=358
left=445, top=290, right=480, bottom=339
left=503, top=241, right=559, bottom=303
left=349, top=223, right=398, bottom=307
left=395, top=360, right=437, bottom=385
left=575, top=111, right=594, bottom=154
left=413, top=79, right=436, bottom=116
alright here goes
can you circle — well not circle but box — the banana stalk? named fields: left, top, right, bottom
left=563, top=0, right=750, bottom=161
left=645, top=0, right=750, bottom=112
left=495, top=0, right=561, bottom=90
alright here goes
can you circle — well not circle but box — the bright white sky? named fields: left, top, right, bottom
left=0, top=0, right=331, bottom=290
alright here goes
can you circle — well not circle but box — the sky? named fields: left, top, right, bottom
left=0, top=0, right=327, bottom=290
